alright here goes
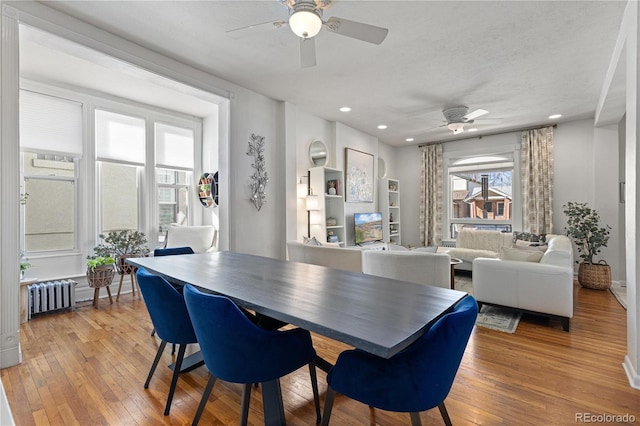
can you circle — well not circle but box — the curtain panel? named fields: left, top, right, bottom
left=521, top=126, right=554, bottom=234
left=420, top=144, right=443, bottom=246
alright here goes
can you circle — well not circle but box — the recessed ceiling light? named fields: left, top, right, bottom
left=405, top=137, right=414, bottom=142
left=377, top=124, right=388, bottom=130
left=339, top=106, right=351, bottom=112
left=549, top=114, right=562, bottom=119
left=467, top=128, right=478, bottom=132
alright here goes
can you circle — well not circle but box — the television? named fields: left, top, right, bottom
left=354, top=212, right=383, bottom=245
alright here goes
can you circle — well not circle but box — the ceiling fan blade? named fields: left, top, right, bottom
left=464, top=108, right=489, bottom=121
left=226, top=20, right=288, bottom=39
left=300, top=37, right=317, bottom=68
left=325, top=16, right=389, bottom=45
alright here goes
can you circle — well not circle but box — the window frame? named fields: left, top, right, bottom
left=443, top=145, right=522, bottom=241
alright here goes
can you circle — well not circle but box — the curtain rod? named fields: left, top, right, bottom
left=418, top=123, right=557, bottom=148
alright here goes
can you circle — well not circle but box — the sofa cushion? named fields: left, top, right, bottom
left=447, top=247, right=498, bottom=263
left=456, top=229, right=512, bottom=253
left=499, top=247, right=544, bottom=262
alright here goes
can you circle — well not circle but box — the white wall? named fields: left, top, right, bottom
left=334, top=122, right=380, bottom=246
left=228, top=90, right=285, bottom=259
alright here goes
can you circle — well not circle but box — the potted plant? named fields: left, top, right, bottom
left=93, top=230, right=149, bottom=275
left=86, top=256, right=116, bottom=288
left=20, top=251, right=31, bottom=279
left=563, top=201, right=612, bottom=290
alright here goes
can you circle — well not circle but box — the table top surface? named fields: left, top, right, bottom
left=128, top=251, right=467, bottom=358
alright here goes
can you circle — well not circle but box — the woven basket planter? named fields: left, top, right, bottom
left=87, top=265, right=115, bottom=289
left=578, top=261, right=611, bottom=290
left=116, top=254, right=141, bottom=275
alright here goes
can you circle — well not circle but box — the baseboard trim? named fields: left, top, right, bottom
left=622, top=355, right=640, bottom=389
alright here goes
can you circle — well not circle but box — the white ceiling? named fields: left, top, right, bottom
left=20, top=0, right=628, bottom=147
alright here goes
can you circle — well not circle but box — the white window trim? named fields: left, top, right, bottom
left=443, top=144, right=522, bottom=241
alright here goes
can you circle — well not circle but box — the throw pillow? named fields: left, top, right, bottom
left=499, top=247, right=544, bottom=262
left=513, top=231, right=547, bottom=244
left=303, top=236, right=323, bottom=246
left=514, top=240, right=549, bottom=252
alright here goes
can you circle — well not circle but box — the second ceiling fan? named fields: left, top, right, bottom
left=227, top=0, right=389, bottom=67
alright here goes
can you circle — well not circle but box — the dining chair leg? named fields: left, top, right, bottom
left=438, top=403, right=452, bottom=426
left=145, top=340, right=168, bottom=388
left=308, top=361, right=321, bottom=423
left=192, top=375, right=217, bottom=426
left=320, top=387, right=336, bottom=426
left=240, top=383, right=252, bottom=426
left=164, top=344, right=187, bottom=415
left=410, top=412, right=422, bottom=426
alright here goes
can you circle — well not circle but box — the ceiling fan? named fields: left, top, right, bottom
left=441, top=106, right=490, bottom=135
left=227, top=0, right=389, bottom=68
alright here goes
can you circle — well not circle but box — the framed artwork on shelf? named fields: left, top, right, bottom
left=345, top=148, right=374, bottom=202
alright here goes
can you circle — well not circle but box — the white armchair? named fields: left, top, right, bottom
left=362, top=250, right=451, bottom=289
left=164, top=224, right=217, bottom=253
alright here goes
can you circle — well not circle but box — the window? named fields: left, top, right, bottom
left=19, top=90, right=82, bottom=253
left=447, top=154, right=514, bottom=239
left=99, top=162, right=140, bottom=233
left=22, top=154, right=77, bottom=251
left=157, top=168, right=190, bottom=237
left=95, top=109, right=145, bottom=234
left=155, top=123, right=194, bottom=243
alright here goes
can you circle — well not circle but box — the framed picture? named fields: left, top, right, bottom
left=345, top=148, right=374, bottom=202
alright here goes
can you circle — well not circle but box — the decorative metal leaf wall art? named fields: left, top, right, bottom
left=247, top=133, right=268, bottom=211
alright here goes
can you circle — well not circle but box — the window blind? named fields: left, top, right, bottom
left=19, top=90, right=83, bottom=157
left=155, top=122, right=194, bottom=170
left=95, top=109, right=145, bottom=165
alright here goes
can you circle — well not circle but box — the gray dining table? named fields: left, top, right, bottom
left=127, top=250, right=467, bottom=425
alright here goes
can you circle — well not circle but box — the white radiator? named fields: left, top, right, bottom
left=441, top=240, right=457, bottom=248
left=28, top=280, right=77, bottom=319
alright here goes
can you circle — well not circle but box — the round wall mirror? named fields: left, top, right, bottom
left=378, top=157, right=387, bottom=179
left=309, top=140, right=327, bottom=166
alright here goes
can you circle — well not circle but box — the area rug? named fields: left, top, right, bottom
left=454, top=273, right=522, bottom=333
left=610, top=282, right=627, bottom=310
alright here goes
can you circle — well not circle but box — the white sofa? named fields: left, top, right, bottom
left=286, top=242, right=451, bottom=287
left=445, top=229, right=513, bottom=271
left=472, top=234, right=574, bottom=331
left=286, top=241, right=363, bottom=272
left=362, top=250, right=451, bottom=289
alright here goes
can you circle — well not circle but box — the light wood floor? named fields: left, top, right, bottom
left=2, top=280, right=638, bottom=425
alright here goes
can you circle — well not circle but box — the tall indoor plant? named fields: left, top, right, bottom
left=563, top=202, right=612, bottom=289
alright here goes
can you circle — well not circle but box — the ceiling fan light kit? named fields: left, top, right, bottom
left=441, top=106, right=490, bottom=134
left=289, top=1, right=323, bottom=38
left=230, top=0, right=389, bottom=67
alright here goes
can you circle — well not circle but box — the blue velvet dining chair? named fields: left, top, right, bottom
left=183, top=284, right=321, bottom=426
left=150, top=246, right=195, bottom=352
left=320, top=295, right=478, bottom=426
left=136, top=268, right=199, bottom=416
left=154, top=246, right=195, bottom=257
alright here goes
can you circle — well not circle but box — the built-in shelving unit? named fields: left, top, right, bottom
left=309, top=166, right=345, bottom=246
left=380, top=178, right=401, bottom=244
